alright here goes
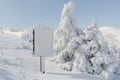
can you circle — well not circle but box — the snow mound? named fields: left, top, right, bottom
left=100, top=27, right=120, bottom=61
left=0, top=28, right=31, bottom=50
left=0, top=27, right=24, bottom=37
left=100, top=26, right=120, bottom=47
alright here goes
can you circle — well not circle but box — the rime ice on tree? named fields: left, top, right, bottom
left=53, top=1, right=118, bottom=80
left=74, top=20, right=117, bottom=80
left=53, top=1, right=83, bottom=57
left=53, top=1, right=84, bottom=70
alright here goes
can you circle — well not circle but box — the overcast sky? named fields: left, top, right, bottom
left=0, top=0, right=120, bottom=29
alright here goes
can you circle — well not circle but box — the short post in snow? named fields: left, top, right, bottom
left=33, top=27, right=53, bottom=74
left=39, top=56, right=45, bottom=73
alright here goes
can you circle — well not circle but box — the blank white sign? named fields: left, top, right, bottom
left=33, top=27, right=53, bottom=56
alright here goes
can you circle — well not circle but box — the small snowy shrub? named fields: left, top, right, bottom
left=21, top=29, right=33, bottom=42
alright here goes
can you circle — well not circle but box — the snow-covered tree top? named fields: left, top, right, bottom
left=84, top=20, right=98, bottom=33
left=91, top=20, right=97, bottom=27
left=88, top=20, right=98, bottom=29
left=61, top=1, right=74, bottom=19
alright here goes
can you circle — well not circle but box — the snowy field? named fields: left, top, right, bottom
left=0, top=29, right=101, bottom=80
left=0, top=27, right=120, bottom=80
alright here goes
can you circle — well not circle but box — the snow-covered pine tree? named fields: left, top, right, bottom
left=78, top=20, right=117, bottom=80
left=53, top=1, right=84, bottom=68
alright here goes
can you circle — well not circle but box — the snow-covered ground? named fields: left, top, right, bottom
left=100, top=26, right=120, bottom=49
left=0, top=29, right=101, bottom=80
left=99, top=27, right=120, bottom=50
left=0, top=27, right=120, bottom=80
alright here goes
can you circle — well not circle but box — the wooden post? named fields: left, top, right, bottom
left=40, top=56, right=42, bottom=72
left=40, top=56, right=45, bottom=73
left=42, top=57, right=45, bottom=73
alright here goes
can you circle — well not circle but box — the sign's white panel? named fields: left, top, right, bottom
left=33, top=27, right=53, bottom=56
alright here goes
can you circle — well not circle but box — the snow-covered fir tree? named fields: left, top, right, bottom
left=53, top=1, right=83, bottom=55
left=53, top=1, right=84, bottom=55
left=53, top=1, right=84, bottom=70
left=74, top=20, right=117, bottom=80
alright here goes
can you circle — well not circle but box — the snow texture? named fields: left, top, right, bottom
left=0, top=27, right=109, bottom=80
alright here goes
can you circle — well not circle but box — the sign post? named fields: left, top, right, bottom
left=39, top=57, right=45, bottom=73
left=33, top=27, right=53, bottom=73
